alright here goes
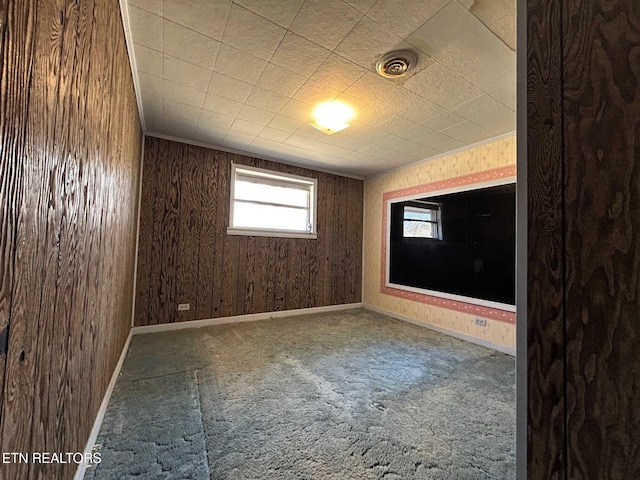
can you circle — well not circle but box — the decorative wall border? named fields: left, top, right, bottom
left=380, top=165, right=517, bottom=324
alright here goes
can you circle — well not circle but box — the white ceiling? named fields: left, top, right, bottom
left=125, top=0, right=516, bottom=178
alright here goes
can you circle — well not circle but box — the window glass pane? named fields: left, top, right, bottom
left=233, top=202, right=308, bottom=231
left=235, top=180, right=309, bottom=208
left=403, top=220, right=434, bottom=238
left=404, top=208, right=434, bottom=221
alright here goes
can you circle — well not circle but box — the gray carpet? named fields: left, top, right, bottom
left=85, top=308, right=515, bottom=479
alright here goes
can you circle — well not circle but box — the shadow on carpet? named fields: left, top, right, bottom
left=85, top=308, right=515, bottom=479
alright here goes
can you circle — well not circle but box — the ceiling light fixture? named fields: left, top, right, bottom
left=310, top=101, right=355, bottom=135
left=375, top=50, right=418, bottom=78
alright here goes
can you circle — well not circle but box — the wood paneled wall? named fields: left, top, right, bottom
left=0, top=0, right=142, bottom=479
left=527, top=0, right=640, bottom=478
left=135, top=137, right=363, bottom=326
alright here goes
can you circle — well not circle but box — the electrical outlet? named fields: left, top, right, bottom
left=177, top=303, right=190, bottom=311
left=474, top=317, right=487, bottom=327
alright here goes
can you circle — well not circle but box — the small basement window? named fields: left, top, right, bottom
left=402, top=203, right=442, bottom=239
left=228, top=164, right=317, bottom=238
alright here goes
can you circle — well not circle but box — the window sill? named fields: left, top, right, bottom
left=227, top=227, right=317, bottom=239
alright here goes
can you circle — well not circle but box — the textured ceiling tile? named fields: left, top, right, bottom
left=419, top=131, right=457, bottom=150
left=356, top=105, right=396, bottom=127
left=270, top=32, right=331, bottom=77
left=293, top=80, right=340, bottom=107
left=137, top=71, right=163, bottom=97
left=289, top=0, right=362, bottom=50
left=258, top=127, right=291, bottom=143
left=163, top=0, right=231, bottom=40
left=342, top=0, right=377, bottom=14
left=194, top=124, right=227, bottom=145
left=128, top=0, right=162, bottom=16
left=237, top=105, right=276, bottom=126
left=279, top=99, right=314, bottom=123
left=268, top=115, right=306, bottom=133
left=207, top=72, right=253, bottom=103
left=284, top=134, right=327, bottom=152
left=222, top=4, right=286, bottom=61
left=229, top=119, right=264, bottom=136
left=366, top=0, right=450, bottom=39
left=163, top=80, right=206, bottom=108
left=233, top=0, right=304, bottom=28
left=420, top=111, right=465, bottom=131
left=440, top=120, right=494, bottom=144
left=164, top=119, right=197, bottom=139
left=407, top=2, right=515, bottom=109
left=491, top=11, right=517, bottom=52
left=140, top=93, right=163, bottom=130
left=344, top=72, right=405, bottom=112
left=404, top=62, right=483, bottom=108
left=245, top=87, right=289, bottom=113
left=347, top=122, right=392, bottom=145
left=256, top=63, right=307, bottom=97
left=398, top=96, right=447, bottom=124
left=469, top=104, right=516, bottom=135
left=334, top=16, right=403, bottom=69
left=308, top=54, right=367, bottom=92
left=465, top=0, right=515, bottom=27
left=134, top=43, right=163, bottom=77
left=377, top=116, right=423, bottom=141
left=324, top=131, right=371, bottom=152
left=199, top=110, right=235, bottom=129
left=222, top=131, right=257, bottom=149
left=214, top=44, right=268, bottom=85
left=330, top=92, right=370, bottom=125
left=451, top=94, right=504, bottom=120
left=202, top=93, right=243, bottom=117
left=128, top=6, right=162, bottom=50
left=163, top=99, right=200, bottom=122
left=164, top=55, right=212, bottom=90
left=163, top=20, right=220, bottom=70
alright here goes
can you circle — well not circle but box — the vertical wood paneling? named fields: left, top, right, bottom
left=331, top=176, right=347, bottom=305
left=196, top=145, right=218, bottom=320
left=322, top=175, right=335, bottom=307
left=526, top=0, right=566, bottom=478
left=177, top=145, right=202, bottom=322
left=0, top=0, right=141, bottom=478
left=313, top=173, right=327, bottom=306
left=562, top=2, right=640, bottom=478
left=136, top=139, right=363, bottom=325
left=135, top=137, right=157, bottom=326
left=212, top=152, right=230, bottom=317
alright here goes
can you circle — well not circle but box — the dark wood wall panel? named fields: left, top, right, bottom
left=0, top=0, right=142, bottom=479
left=562, top=2, right=640, bottom=478
left=526, top=0, right=567, bottom=478
left=135, top=137, right=364, bottom=326
left=528, top=0, right=640, bottom=478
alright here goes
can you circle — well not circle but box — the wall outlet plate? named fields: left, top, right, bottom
left=177, top=303, right=190, bottom=311
left=474, top=317, right=487, bottom=327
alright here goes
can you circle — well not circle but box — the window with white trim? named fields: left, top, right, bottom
left=228, top=164, right=317, bottom=238
left=402, top=203, right=442, bottom=239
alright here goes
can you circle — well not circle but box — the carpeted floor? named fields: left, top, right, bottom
left=84, top=308, right=515, bottom=479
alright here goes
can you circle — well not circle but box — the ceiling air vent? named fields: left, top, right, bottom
left=375, top=50, right=417, bottom=78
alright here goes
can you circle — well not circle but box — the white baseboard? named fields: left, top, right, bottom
left=363, top=304, right=516, bottom=356
left=74, top=331, right=134, bottom=480
left=131, top=303, right=364, bottom=335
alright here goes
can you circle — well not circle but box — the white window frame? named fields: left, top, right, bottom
left=385, top=177, right=517, bottom=312
left=228, top=163, right=318, bottom=239
left=402, top=202, right=443, bottom=240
